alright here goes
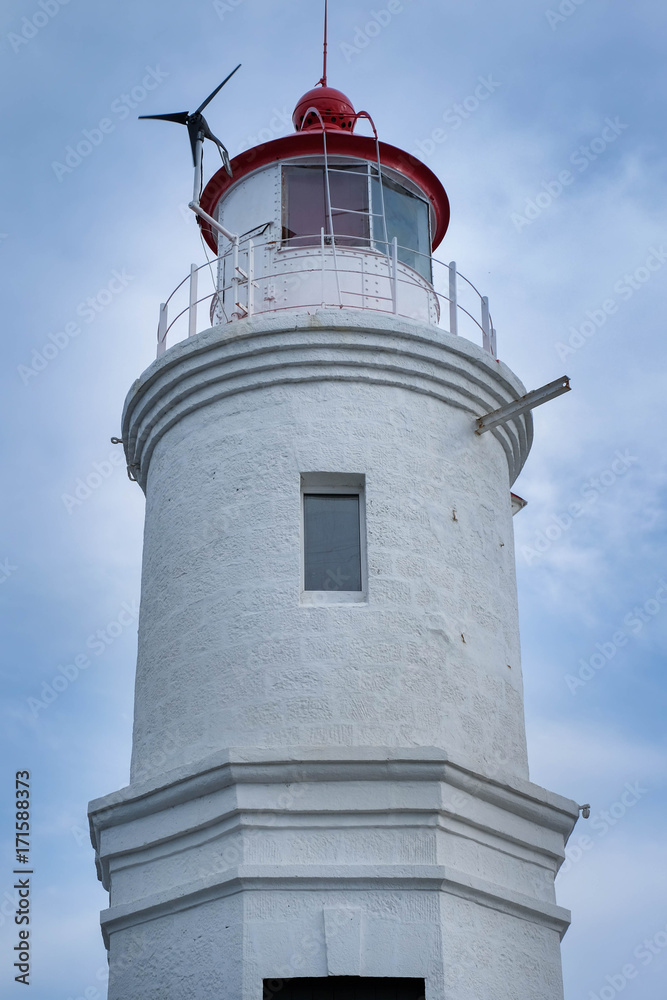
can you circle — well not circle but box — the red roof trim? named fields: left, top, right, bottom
left=198, top=132, right=450, bottom=254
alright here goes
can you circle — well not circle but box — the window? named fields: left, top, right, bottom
left=301, top=474, right=366, bottom=604
left=304, top=494, right=361, bottom=591
left=282, top=163, right=432, bottom=280
left=371, top=173, right=432, bottom=282
left=263, top=978, right=426, bottom=1000
left=283, top=164, right=370, bottom=248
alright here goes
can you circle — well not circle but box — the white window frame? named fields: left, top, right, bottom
left=300, top=472, right=367, bottom=606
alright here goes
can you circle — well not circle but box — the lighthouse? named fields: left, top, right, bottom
left=88, top=53, right=579, bottom=1000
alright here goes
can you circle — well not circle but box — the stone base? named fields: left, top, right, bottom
left=89, top=748, right=578, bottom=1000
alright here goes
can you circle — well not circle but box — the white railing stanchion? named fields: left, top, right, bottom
left=247, top=240, right=255, bottom=317
left=188, top=264, right=198, bottom=338
left=481, top=296, right=491, bottom=353
left=232, top=241, right=240, bottom=320
left=157, top=303, right=168, bottom=357
left=360, top=254, right=366, bottom=311
left=448, top=261, right=458, bottom=336
left=392, top=236, right=399, bottom=314
left=320, top=227, right=326, bottom=306
left=490, top=324, right=497, bottom=358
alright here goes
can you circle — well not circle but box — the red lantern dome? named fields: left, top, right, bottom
left=292, top=86, right=357, bottom=132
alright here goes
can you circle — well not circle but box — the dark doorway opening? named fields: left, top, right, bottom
left=263, top=978, right=426, bottom=1000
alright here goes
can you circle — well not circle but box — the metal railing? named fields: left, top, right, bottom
left=155, top=232, right=497, bottom=359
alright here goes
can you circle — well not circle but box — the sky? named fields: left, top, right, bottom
left=0, top=0, right=666, bottom=997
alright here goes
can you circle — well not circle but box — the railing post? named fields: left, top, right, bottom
left=360, top=254, right=366, bottom=311
left=448, top=261, right=458, bottom=336
left=321, top=227, right=326, bottom=307
left=481, top=295, right=491, bottom=353
left=490, top=324, right=497, bottom=358
left=157, top=302, right=167, bottom=358
left=392, top=236, right=399, bottom=314
left=188, top=264, right=198, bottom=338
left=247, top=240, right=254, bottom=317
left=232, top=241, right=240, bottom=320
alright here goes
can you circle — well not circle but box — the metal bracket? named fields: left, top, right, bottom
left=475, top=376, right=571, bottom=435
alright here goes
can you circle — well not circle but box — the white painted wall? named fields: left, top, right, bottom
left=89, top=309, right=579, bottom=1000
left=123, top=310, right=532, bottom=785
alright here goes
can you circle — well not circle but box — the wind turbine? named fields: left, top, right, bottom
left=139, top=63, right=241, bottom=177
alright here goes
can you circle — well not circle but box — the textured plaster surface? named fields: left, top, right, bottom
left=91, top=312, right=578, bottom=998
left=122, top=311, right=532, bottom=783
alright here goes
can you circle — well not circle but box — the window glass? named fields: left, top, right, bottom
left=283, top=166, right=327, bottom=247
left=328, top=167, right=370, bottom=246
left=283, top=166, right=369, bottom=247
left=372, top=174, right=432, bottom=281
left=303, top=494, right=362, bottom=592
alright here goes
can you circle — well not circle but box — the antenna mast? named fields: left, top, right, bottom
left=319, top=0, right=328, bottom=87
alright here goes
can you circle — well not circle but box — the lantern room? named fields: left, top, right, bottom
left=195, top=85, right=451, bottom=326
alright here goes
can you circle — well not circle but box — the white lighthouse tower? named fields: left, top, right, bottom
left=89, top=51, right=580, bottom=1000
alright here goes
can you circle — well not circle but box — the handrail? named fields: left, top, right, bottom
left=154, top=233, right=497, bottom=360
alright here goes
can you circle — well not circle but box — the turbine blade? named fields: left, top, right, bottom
left=201, top=123, right=225, bottom=150
left=195, top=63, right=241, bottom=114
left=138, top=112, right=189, bottom=124
left=202, top=125, right=233, bottom=177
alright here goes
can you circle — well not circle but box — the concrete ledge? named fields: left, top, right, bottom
left=99, top=862, right=573, bottom=949
left=90, top=746, right=579, bottom=837
left=89, top=747, right=579, bottom=913
left=121, top=311, right=533, bottom=491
